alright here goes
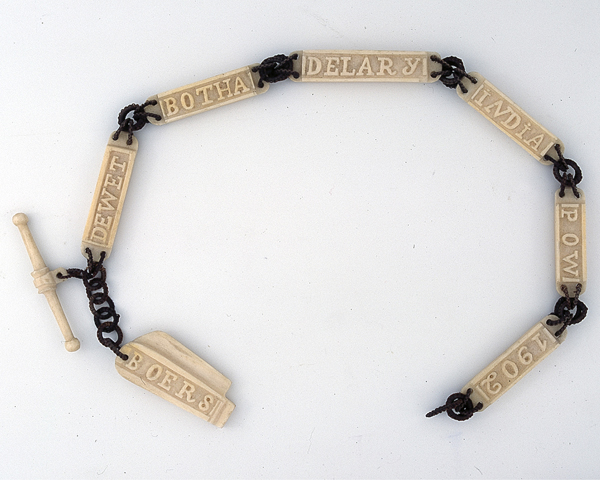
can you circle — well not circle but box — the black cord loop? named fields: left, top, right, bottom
left=57, top=249, right=128, bottom=360
left=547, top=284, right=587, bottom=337
left=430, top=55, right=477, bottom=94
left=113, top=100, right=162, bottom=146
left=426, top=388, right=483, bottom=421
left=252, top=53, right=299, bottom=88
left=544, top=144, right=582, bottom=198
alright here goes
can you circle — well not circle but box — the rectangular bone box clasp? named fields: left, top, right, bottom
left=115, top=331, right=235, bottom=427
left=462, top=316, right=566, bottom=412
left=556, top=188, right=586, bottom=296
left=457, top=72, right=563, bottom=165
left=81, top=132, right=138, bottom=262
left=144, top=65, right=268, bottom=125
left=290, top=50, right=440, bottom=83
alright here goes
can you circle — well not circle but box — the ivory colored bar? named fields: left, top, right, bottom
left=116, top=331, right=235, bottom=427
left=81, top=133, right=138, bottom=261
left=145, top=65, right=268, bottom=125
left=457, top=73, right=563, bottom=165
left=290, top=50, right=440, bottom=82
left=555, top=188, right=586, bottom=296
left=13, top=213, right=80, bottom=352
left=462, top=316, right=566, bottom=411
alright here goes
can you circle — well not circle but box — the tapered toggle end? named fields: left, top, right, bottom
left=13, top=213, right=80, bottom=352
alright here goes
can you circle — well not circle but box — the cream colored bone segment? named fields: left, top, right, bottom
left=145, top=65, right=268, bottom=125
left=462, top=316, right=566, bottom=411
left=555, top=189, right=586, bottom=296
left=12, top=213, right=80, bottom=352
left=115, top=331, right=234, bottom=427
left=81, top=133, right=138, bottom=261
left=457, top=72, right=563, bottom=165
left=291, top=50, right=440, bottom=82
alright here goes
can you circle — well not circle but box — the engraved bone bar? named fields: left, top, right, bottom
left=457, top=72, right=563, bottom=165
left=13, top=213, right=80, bottom=352
left=555, top=188, right=586, bottom=297
left=143, top=51, right=441, bottom=125
left=290, top=50, right=440, bottom=82
left=462, top=316, right=566, bottom=411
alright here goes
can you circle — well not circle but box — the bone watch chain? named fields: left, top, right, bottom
left=13, top=51, right=587, bottom=425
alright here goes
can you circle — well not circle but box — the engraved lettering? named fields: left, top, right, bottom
left=481, top=372, right=502, bottom=395
left=98, top=188, right=118, bottom=211
left=199, top=394, right=215, bottom=413
left=90, top=227, right=108, bottom=242
left=473, top=88, right=492, bottom=107
left=483, top=99, right=509, bottom=117
left=517, top=346, right=533, bottom=365
left=146, top=364, right=163, bottom=381
left=125, top=352, right=143, bottom=371
left=340, top=57, right=355, bottom=76
left=459, top=74, right=561, bottom=163
left=561, top=206, right=579, bottom=222
left=515, top=122, right=532, bottom=139
left=463, top=320, right=565, bottom=411
left=377, top=57, right=397, bottom=76
left=500, top=111, right=521, bottom=129
left=524, top=133, right=545, bottom=151
left=158, top=370, right=178, bottom=391
left=294, top=51, right=437, bottom=83
left=562, top=233, right=579, bottom=246
left=562, top=251, right=580, bottom=278
left=532, top=333, right=547, bottom=352
left=175, top=380, right=197, bottom=403
left=109, top=156, right=127, bottom=173
left=213, top=78, right=233, bottom=100
left=324, top=57, right=340, bottom=76
left=306, top=56, right=322, bottom=75
left=180, top=92, right=194, bottom=110
left=94, top=213, right=113, bottom=231
left=555, top=190, right=586, bottom=296
left=82, top=138, right=136, bottom=259
left=151, top=67, right=264, bottom=124
left=401, top=58, right=420, bottom=76
left=233, top=76, right=250, bottom=95
left=195, top=85, right=214, bottom=106
left=501, top=360, right=519, bottom=379
left=356, top=56, right=374, bottom=76
left=162, top=97, right=179, bottom=116
left=103, top=173, right=123, bottom=190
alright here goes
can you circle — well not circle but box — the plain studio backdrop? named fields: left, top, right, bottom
left=1, top=1, right=599, bottom=479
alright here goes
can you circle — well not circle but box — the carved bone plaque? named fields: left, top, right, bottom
left=555, top=188, right=586, bottom=296
left=462, top=316, right=566, bottom=411
left=116, top=331, right=235, bottom=427
left=81, top=132, right=138, bottom=262
left=457, top=72, right=563, bottom=165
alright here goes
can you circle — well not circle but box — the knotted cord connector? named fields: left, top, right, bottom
left=430, top=55, right=477, bottom=94
left=544, top=144, right=583, bottom=198
left=426, top=388, right=483, bottom=421
left=252, top=53, right=299, bottom=88
left=113, top=100, right=162, bottom=145
left=547, top=284, right=587, bottom=337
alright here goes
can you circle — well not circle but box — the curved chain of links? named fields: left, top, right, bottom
left=58, top=249, right=128, bottom=360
